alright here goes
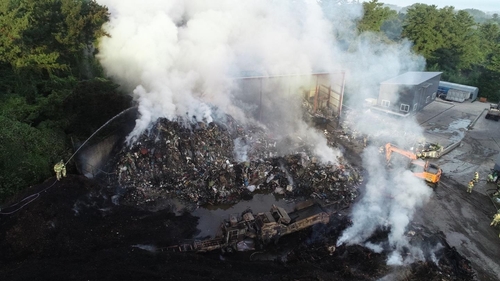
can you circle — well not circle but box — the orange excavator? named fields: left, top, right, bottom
left=385, top=143, right=442, bottom=187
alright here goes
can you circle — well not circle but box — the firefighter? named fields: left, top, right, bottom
left=474, top=171, right=479, bottom=183
left=467, top=180, right=474, bottom=193
left=490, top=213, right=500, bottom=227
left=54, top=160, right=66, bottom=181
left=488, top=173, right=494, bottom=183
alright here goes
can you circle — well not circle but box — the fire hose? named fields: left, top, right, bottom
left=0, top=179, right=58, bottom=215
left=0, top=133, right=86, bottom=215
left=0, top=107, right=138, bottom=215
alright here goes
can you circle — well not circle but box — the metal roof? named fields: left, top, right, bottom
left=380, top=72, right=442, bottom=86
left=439, top=81, right=478, bottom=93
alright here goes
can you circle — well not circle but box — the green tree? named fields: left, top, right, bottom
left=401, top=4, right=443, bottom=58
left=477, top=67, right=500, bottom=101
left=357, top=0, right=397, bottom=33
left=0, top=0, right=64, bottom=73
left=63, top=78, right=132, bottom=139
left=381, top=12, right=406, bottom=41
left=478, top=23, right=500, bottom=56
left=0, top=116, right=68, bottom=199
left=403, top=4, right=480, bottom=71
left=449, top=10, right=481, bottom=70
left=491, top=13, right=499, bottom=24
left=464, top=8, right=489, bottom=24
left=476, top=24, right=500, bottom=101
left=0, top=0, right=118, bottom=202
left=0, top=0, right=108, bottom=76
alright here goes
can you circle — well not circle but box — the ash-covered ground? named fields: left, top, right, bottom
left=0, top=116, right=476, bottom=280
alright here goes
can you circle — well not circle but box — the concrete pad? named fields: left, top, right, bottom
left=416, top=99, right=500, bottom=196
left=410, top=99, right=500, bottom=279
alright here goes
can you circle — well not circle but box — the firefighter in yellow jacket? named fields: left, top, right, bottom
left=491, top=213, right=500, bottom=227
left=54, top=160, right=66, bottom=181
left=467, top=180, right=474, bottom=193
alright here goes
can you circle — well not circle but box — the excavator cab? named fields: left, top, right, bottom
left=409, top=161, right=425, bottom=173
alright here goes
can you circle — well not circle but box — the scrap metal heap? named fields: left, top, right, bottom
left=110, top=116, right=361, bottom=208
left=168, top=202, right=331, bottom=253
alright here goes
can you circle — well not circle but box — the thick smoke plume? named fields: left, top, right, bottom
left=97, top=0, right=352, bottom=162
left=338, top=66, right=434, bottom=264
left=97, top=0, right=431, bottom=262
left=337, top=144, right=433, bottom=264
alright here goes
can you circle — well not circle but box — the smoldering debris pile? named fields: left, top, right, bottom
left=280, top=219, right=475, bottom=280
left=109, top=116, right=361, bottom=209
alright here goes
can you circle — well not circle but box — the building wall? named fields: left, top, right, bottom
left=377, top=74, right=441, bottom=115
left=377, top=84, right=415, bottom=113
left=377, top=84, right=395, bottom=111
left=424, top=75, right=440, bottom=108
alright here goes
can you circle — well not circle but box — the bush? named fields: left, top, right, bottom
left=477, top=69, right=500, bottom=102
left=0, top=116, right=68, bottom=202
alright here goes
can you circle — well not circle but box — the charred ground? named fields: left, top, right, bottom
left=0, top=117, right=476, bottom=280
left=0, top=174, right=474, bottom=280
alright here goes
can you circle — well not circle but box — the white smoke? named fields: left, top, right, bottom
left=233, top=137, right=249, bottom=162
left=96, top=0, right=433, bottom=256
left=336, top=126, right=433, bottom=263
left=96, top=0, right=353, bottom=162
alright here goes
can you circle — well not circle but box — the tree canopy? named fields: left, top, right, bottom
left=397, top=3, right=500, bottom=99
left=0, top=0, right=108, bottom=75
left=357, top=0, right=397, bottom=33
left=0, top=0, right=131, bottom=201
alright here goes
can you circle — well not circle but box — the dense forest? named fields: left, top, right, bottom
left=0, top=0, right=499, bottom=201
left=0, top=0, right=130, bottom=200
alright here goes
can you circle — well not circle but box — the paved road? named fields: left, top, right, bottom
left=414, top=99, right=500, bottom=280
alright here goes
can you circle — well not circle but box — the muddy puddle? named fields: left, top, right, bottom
left=192, top=193, right=296, bottom=238
left=428, top=118, right=471, bottom=142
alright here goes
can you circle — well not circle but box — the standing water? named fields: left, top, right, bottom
left=192, top=193, right=296, bottom=238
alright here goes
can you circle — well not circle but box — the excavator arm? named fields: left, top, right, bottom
left=385, top=143, right=442, bottom=187
left=385, top=143, right=417, bottom=163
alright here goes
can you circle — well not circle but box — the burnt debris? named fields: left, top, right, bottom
left=108, top=116, right=362, bottom=209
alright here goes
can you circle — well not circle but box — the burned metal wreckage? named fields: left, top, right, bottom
left=108, top=114, right=362, bottom=210
left=168, top=202, right=331, bottom=253
left=90, top=101, right=475, bottom=280
left=100, top=107, right=363, bottom=254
